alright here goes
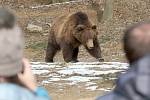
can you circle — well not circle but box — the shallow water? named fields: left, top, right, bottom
left=31, top=62, right=128, bottom=100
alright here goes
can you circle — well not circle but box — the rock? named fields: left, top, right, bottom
left=26, top=24, right=43, bottom=33
left=46, top=23, right=52, bottom=27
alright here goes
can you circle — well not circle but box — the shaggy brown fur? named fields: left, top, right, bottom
left=45, top=11, right=104, bottom=62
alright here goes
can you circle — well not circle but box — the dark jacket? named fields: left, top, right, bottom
left=96, top=55, right=150, bottom=100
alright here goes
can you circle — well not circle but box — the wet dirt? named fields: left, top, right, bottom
left=32, top=62, right=128, bottom=100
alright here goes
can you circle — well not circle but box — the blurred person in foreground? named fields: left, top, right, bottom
left=0, top=8, right=50, bottom=100
left=96, top=21, right=150, bottom=100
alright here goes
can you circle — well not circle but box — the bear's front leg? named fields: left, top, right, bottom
left=61, top=44, right=74, bottom=63
left=85, top=39, right=104, bottom=62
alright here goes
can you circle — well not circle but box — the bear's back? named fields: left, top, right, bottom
left=50, top=12, right=92, bottom=44
left=51, top=13, right=76, bottom=43
left=52, top=15, right=67, bottom=36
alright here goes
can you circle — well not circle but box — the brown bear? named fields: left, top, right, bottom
left=45, top=11, right=104, bottom=63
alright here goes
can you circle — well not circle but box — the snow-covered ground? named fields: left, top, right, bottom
left=32, top=62, right=128, bottom=91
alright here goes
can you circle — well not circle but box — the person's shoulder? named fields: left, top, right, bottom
left=0, top=83, right=29, bottom=93
left=0, top=83, right=49, bottom=100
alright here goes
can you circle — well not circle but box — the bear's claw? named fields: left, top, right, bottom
left=70, top=60, right=79, bottom=63
left=98, top=58, right=104, bottom=62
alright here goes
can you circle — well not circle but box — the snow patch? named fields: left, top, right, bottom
left=58, top=69, right=124, bottom=76
left=31, top=62, right=128, bottom=91
left=98, top=88, right=112, bottom=92
left=86, top=86, right=98, bottom=91
left=33, top=70, right=49, bottom=75
left=63, top=76, right=100, bottom=83
left=31, top=0, right=87, bottom=9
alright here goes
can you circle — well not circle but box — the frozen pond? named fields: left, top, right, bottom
left=31, top=62, right=128, bottom=100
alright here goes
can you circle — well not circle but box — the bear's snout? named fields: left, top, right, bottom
left=86, top=39, right=94, bottom=49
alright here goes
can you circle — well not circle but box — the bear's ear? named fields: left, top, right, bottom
left=92, top=25, right=97, bottom=29
left=76, top=25, right=85, bottom=31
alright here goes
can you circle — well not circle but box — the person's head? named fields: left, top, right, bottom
left=0, top=7, right=24, bottom=84
left=123, top=21, right=150, bottom=64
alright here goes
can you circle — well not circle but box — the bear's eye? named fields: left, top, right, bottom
left=92, top=25, right=97, bottom=29
left=78, top=27, right=84, bottom=31
left=76, top=25, right=85, bottom=31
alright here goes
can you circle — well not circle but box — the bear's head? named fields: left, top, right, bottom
left=73, top=24, right=98, bottom=49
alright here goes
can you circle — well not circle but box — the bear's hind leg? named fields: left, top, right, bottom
left=45, top=42, right=58, bottom=62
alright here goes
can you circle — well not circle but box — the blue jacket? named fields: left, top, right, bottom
left=0, top=83, right=50, bottom=100
left=96, top=55, right=150, bottom=100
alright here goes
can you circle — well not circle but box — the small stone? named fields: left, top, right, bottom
left=26, top=24, right=43, bottom=33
